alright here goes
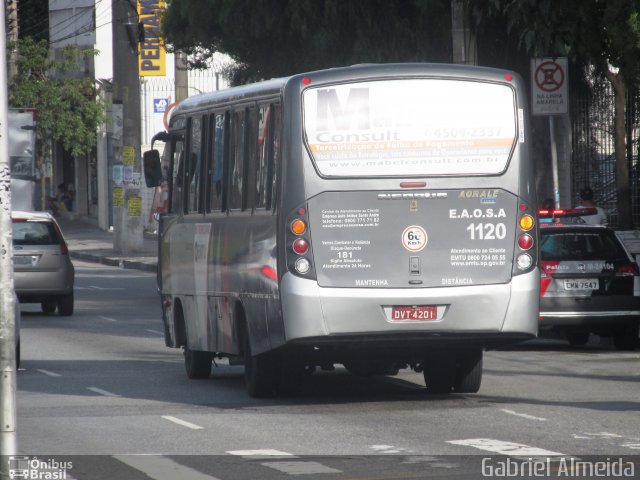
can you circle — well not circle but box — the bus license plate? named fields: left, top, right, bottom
left=391, top=306, right=438, bottom=321
left=564, top=279, right=599, bottom=291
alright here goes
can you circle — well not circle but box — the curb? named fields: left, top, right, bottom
left=70, top=251, right=158, bottom=273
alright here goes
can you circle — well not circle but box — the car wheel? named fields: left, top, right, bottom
left=41, top=301, right=57, bottom=314
left=453, top=348, right=483, bottom=393
left=244, top=330, right=277, bottom=398
left=184, top=346, right=213, bottom=379
left=613, top=323, right=639, bottom=351
left=57, top=293, right=74, bottom=316
left=566, top=330, right=590, bottom=346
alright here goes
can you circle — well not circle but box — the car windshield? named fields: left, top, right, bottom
left=540, top=229, right=627, bottom=261
left=12, top=221, right=61, bottom=245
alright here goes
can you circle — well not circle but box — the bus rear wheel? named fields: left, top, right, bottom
left=423, top=348, right=483, bottom=394
left=422, top=350, right=455, bottom=393
left=184, top=346, right=213, bottom=379
left=453, top=348, right=483, bottom=393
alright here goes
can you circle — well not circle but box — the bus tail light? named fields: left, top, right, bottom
left=518, top=234, right=534, bottom=250
left=292, top=238, right=309, bottom=255
left=286, top=205, right=316, bottom=279
left=514, top=202, right=537, bottom=274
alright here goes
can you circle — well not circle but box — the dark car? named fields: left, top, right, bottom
left=538, top=210, right=640, bottom=350
left=12, top=211, right=75, bottom=316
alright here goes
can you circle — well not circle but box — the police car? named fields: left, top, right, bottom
left=538, top=208, right=640, bottom=350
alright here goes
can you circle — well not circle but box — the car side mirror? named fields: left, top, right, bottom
left=143, top=150, right=162, bottom=188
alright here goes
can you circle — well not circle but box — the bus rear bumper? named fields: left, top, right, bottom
left=280, top=269, right=538, bottom=348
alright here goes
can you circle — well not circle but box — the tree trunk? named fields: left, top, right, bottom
left=605, top=69, right=632, bottom=228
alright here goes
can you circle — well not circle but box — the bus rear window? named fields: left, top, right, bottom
left=303, top=79, right=517, bottom=177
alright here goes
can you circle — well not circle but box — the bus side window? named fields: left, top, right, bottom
left=228, top=109, right=246, bottom=210
left=169, top=137, right=184, bottom=214
left=187, top=116, right=204, bottom=213
left=255, top=104, right=270, bottom=210
left=245, top=106, right=257, bottom=211
left=209, top=112, right=227, bottom=212
left=267, top=104, right=281, bottom=211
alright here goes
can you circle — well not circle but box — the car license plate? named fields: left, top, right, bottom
left=563, top=279, right=599, bottom=290
left=13, top=255, right=34, bottom=266
left=391, top=305, right=438, bottom=321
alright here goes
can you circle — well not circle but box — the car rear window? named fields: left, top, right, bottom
left=12, top=221, right=61, bottom=245
left=540, top=230, right=627, bottom=261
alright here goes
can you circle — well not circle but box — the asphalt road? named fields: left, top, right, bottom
left=14, top=260, right=640, bottom=479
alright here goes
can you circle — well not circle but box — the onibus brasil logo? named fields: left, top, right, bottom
left=8, top=456, right=73, bottom=480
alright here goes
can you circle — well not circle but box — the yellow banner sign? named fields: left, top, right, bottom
left=138, top=0, right=166, bottom=76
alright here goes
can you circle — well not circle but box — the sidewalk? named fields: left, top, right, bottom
left=56, top=216, right=158, bottom=272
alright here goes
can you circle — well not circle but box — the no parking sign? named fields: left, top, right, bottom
left=531, top=57, right=568, bottom=115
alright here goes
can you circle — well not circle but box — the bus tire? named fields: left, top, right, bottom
left=566, top=329, right=590, bottom=346
left=244, top=331, right=277, bottom=398
left=453, top=348, right=483, bottom=393
left=276, top=352, right=304, bottom=397
left=184, top=346, right=213, bottom=379
left=422, top=351, right=455, bottom=394
left=41, top=300, right=57, bottom=313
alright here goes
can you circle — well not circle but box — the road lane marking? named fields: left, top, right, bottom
left=161, top=415, right=204, bottom=430
left=86, top=387, right=120, bottom=397
left=500, top=409, right=547, bottom=422
left=114, top=455, right=222, bottom=480
left=447, top=439, right=565, bottom=456
left=99, top=316, right=118, bottom=322
left=228, top=449, right=295, bottom=458
left=37, top=369, right=62, bottom=377
left=146, top=329, right=165, bottom=336
left=262, top=461, right=342, bottom=475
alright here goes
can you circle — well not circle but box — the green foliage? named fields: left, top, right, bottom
left=471, top=0, right=640, bottom=85
left=9, top=38, right=105, bottom=159
left=161, top=0, right=452, bottom=83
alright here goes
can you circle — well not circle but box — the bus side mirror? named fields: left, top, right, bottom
left=143, top=150, right=162, bottom=188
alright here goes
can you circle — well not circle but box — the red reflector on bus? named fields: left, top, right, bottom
left=302, top=77, right=312, bottom=85
left=505, top=73, right=513, bottom=81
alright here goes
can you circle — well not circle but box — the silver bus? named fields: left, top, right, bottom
left=143, top=63, right=539, bottom=397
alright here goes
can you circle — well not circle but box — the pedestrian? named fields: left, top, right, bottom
left=576, top=186, right=607, bottom=225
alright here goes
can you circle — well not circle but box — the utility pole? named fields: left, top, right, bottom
left=6, top=0, right=18, bottom=81
left=112, top=0, right=143, bottom=253
left=0, top=1, right=19, bottom=463
left=175, top=51, right=188, bottom=102
left=451, top=0, right=477, bottom=65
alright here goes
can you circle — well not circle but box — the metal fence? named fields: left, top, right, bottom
left=571, top=73, right=640, bottom=227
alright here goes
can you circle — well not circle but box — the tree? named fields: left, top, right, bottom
left=471, top=0, right=640, bottom=228
left=161, top=0, right=452, bottom=83
left=9, top=38, right=105, bottom=208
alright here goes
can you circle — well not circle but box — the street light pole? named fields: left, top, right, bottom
left=0, top=1, right=19, bottom=464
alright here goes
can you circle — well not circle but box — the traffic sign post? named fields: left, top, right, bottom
left=532, top=58, right=569, bottom=209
